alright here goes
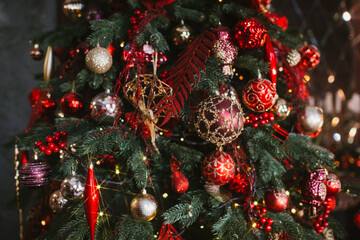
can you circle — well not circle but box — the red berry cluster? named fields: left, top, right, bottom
left=245, top=112, right=275, bottom=128
left=314, top=197, right=334, bottom=234
left=253, top=206, right=274, bottom=232
left=125, top=113, right=151, bottom=140
left=128, top=10, right=143, bottom=40
left=35, top=131, right=67, bottom=155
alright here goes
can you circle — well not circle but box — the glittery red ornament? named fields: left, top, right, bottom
left=233, top=18, right=267, bottom=50
left=325, top=173, right=341, bottom=197
left=265, top=189, right=289, bottom=213
left=29, top=88, right=41, bottom=106
left=354, top=212, right=360, bottom=229
left=302, top=169, right=328, bottom=208
left=171, top=171, right=189, bottom=194
left=227, top=173, right=249, bottom=195
left=202, top=150, right=235, bottom=185
left=242, top=78, right=276, bottom=112
left=84, top=164, right=99, bottom=240
left=298, top=45, right=320, bottom=70
left=60, top=92, right=84, bottom=117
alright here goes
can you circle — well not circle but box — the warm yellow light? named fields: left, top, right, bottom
left=252, top=223, right=257, bottom=228
left=200, top=225, right=204, bottom=229
left=97, top=185, right=101, bottom=189
left=154, top=235, right=158, bottom=238
left=41, top=220, right=46, bottom=226
left=159, top=132, right=163, bottom=136
left=180, top=137, right=185, bottom=142
left=331, top=117, right=340, bottom=127
left=99, top=211, right=104, bottom=216
left=142, top=156, right=147, bottom=161
left=163, top=193, right=168, bottom=198
left=288, top=89, right=293, bottom=93
left=120, top=42, right=125, bottom=48
left=96, top=160, right=101, bottom=165
left=291, top=208, right=296, bottom=214
left=349, top=127, right=357, bottom=138
left=285, top=191, right=290, bottom=196
left=239, top=75, right=244, bottom=80
left=115, top=169, right=120, bottom=175
left=337, top=89, right=346, bottom=101
left=279, top=67, right=283, bottom=72
left=328, top=74, right=335, bottom=83
left=253, top=201, right=258, bottom=206
left=304, top=75, right=310, bottom=82
left=234, top=203, right=239, bottom=208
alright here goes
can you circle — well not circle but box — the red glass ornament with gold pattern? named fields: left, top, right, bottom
left=202, top=150, right=235, bottom=185
left=233, top=18, right=267, bottom=50
left=242, top=78, right=276, bottom=112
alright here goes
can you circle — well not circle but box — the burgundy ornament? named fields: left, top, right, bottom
left=227, top=173, right=249, bottom=195
left=60, top=92, right=84, bottom=117
left=265, top=189, right=289, bottom=213
left=29, top=88, right=41, bottom=106
left=302, top=169, right=328, bottom=208
left=202, top=150, right=235, bottom=185
left=298, top=45, right=320, bottom=70
left=233, top=18, right=267, bottom=50
left=325, top=173, right=341, bottom=197
left=19, top=161, right=51, bottom=187
left=242, top=78, right=276, bottom=112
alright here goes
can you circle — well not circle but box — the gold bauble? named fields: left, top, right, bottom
left=300, top=105, right=324, bottom=133
left=285, top=49, right=301, bottom=67
left=171, top=21, right=193, bottom=47
left=63, top=0, right=85, bottom=19
left=130, top=189, right=158, bottom=221
left=49, top=190, right=68, bottom=213
left=271, top=98, right=292, bottom=121
left=85, top=46, right=113, bottom=74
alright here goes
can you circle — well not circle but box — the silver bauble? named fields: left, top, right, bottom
left=130, top=189, right=158, bottom=221
left=85, top=46, right=113, bottom=74
left=49, top=190, right=68, bottom=212
left=60, top=174, right=85, bottom=200
left=90, top=89, right=123, bottom=117
left=300, top=105, right=324, bottom=133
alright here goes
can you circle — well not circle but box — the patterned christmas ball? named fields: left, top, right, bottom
left=63, top=0, right=85, bottom=19
left=302, top=169, right=328, bottom=207
left=325, top=173, right=341, bottom=197
left=195, top=95, right=245, bottom=146
left=271, top=98, right=292, bottom=121
left=171, top=20, right=193, bottom=47
left=171, top=171, right=189, bottom=194
left=130, top=189, right=158, bottom=221
left=90, top=89, right=123, bottom=118
left=298, top=45, right=320, bottom=70
left=215, top=84, right=240, bottom=102
left=60, top=92, right=84, bottom=117
left=242, top=78, right=276, bottom=112
left=49, top=190, right=68, bottom=212
left=202, top=150, right=235, bottom=185
left=85, top=46, right=113, bottom=74
left=299, top=105, right=324, bottom=134
left=285, top=49, right=301, bottom=67
left=60, top=174, right=85, bottom=199
left=227, top=173, right=249, bottom=195
left=265, top=189, right=289, bottom=213
left=233, top=18, right=267, bottom=50
left=30, top=44, right=43, bottom=60
left=19, top=161, right=51, bottom=187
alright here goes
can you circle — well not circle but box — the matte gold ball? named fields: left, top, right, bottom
left=130, top=190, right=158, bottom=221
left=271, top=98, right=292, bottom=121
left=85, top=46, right=113, bottom=74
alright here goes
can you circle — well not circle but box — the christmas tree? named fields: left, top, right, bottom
left=15, top=0, right=354, bottom=239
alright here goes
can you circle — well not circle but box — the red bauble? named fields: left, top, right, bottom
left=354, top=213, right=360, bottom=229
left=60, top=92, right=84, bottom=117
left=302, top=169, right=327, bottom=207
left=202, top=150, right=235, bottom=185
left=29, top=88, right=41, bottom=106
left=233, top=18, right=267, bottom=50
left=325, top=173, right=341, bottom=197
left=298, top=45, right=320, bottom=70
left=84, top=164, right=99, bottom=240
left=265, top=189, right=289, bottom=213
left=227, top=173, right=249, bottom=195
left=242, top=78, right=276, bottom=112
left=171, top=171, right=189, bottom=194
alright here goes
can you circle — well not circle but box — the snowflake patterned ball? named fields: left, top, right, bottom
left=242, top=78, right=276, bottom=112
left=195, top=95, right=245, bottom=147
left=202, top=150, right=235, bottom=185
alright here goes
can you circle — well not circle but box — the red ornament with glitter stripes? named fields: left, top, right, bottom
left=202, top=150, right=235, bottom=185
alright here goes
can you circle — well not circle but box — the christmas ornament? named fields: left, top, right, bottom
left=271, top=98, right=292, bottom=121
left=299, top=105, right=324, bottom=134
left=213, top=27, right=238, bottom=75
left=49, top=190, right=68, bottom=212
left=245, top=112, right=275, bottom=128
left=171, top=20, right=193, bottom=47
left=84, top=163, right=99, bottom=240
left=354, top=212, right=360, bottom=229
left=122, top=43, right=167, bottom=68
left=242, top=78, right=276, bottom=112
left=227, top=173, right=249, bottom=195
left=86, top=9, right=103, bottom=21
left=170, top=157, right=189, bottom=194
left=28, top=88, right=41, bottom=106
left=285, top=49, right=301, bottom=67
left=204, top=182, right=232, bottom=203
left=158, top=223, right=183, bottom=240
left=35, top=131, right=67, bottom=155
left=302, top=169, right=328, bottom=213
left=43, top=46, right=54, bottom=83
left=202, top=150, right=235, bottom=185
left=60, top=173, right=85, bottom=199
left=265, top=189, right=289, bottom=213
left=233, top=18, right=267, bottom=50
left=63, top=0, right=85, bottom=19
left=141, top=0, right=175, bottom=9
left=264, top=35, right=277, bottom=86
left=19, top=161, right=51, bottom=187
left=90, top=89, right=123, bottom=118
left=298, top=45, right=320, bottom=70
left=85, top=45, right=113, bottom=74
left=30, top=44, right=43, bottom=60
left=325, top=173, right=341, bottom=197
left=264, top=12, right=288, bottom=31
left=215, top=84, right=239, bottom=102
left=130, top=189, right=158, bottom=221
left=60, top=91, right=84, bottom=117
left=195, top=95, right=245, bottom=146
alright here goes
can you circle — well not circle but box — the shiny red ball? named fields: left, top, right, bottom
left=61, top=131, right=68, bottom=138
left=45, top=148, right=52, bottom=155
left=53, top=146, right=60, bottom=153
left=28, top=88, right=41, bottom=105
left=354, top=213, right=360, bottom=229
left=171, top=171, right=189, bottom=194
left=60, top=92, right=84, bottom=117
left=265, top=189, right=289, bottom=213
left=242, top=78, right=276, bottom=112
left=227, top=173, right=249, bottom=195
left=59, top=142, right=67, bottom=149
left=325, top=173, right=341, bottom=197
left=233, top=18, right=267, bottom=50
left=39, top=145, right=46, bottom=152
left=298, top=45, right=320, bottom=70
left=202, top=150, right=235, bottom=185
left=46, top=136, right=53, bottom=142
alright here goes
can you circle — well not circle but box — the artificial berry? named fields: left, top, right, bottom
left=323, top=222, right=328, bottom=227
left=260, top=217, right=267, bottom=224
left=45, top=148, right=52, bottom=155
left=261, top=207, right=267, bottom=214
left=319, top=226, right=324, bottom=231
left=134, top=9, right=141, bottom=15
left=53, top=136, right=60, bottom=142
left=314, top=222, right=320, bottom=228
left=323, top=214, right=329, bottom=219
left=316, top=229, right=322, bottom=234
left=35, top=141, right=42, bottom=148
left=53, top=146, right=60, bottom=153
left=269, top=116, right=275, bottom=121
left=266, top=218, right=273, bottom=225
left=325, top=209, right=331, bottom=214
left=265, top=119, right=269, bottom=123
left=53, top=131, right=61, bottom=137
left=259, top=115, right=263, bottom=120
left=137, top=13, right=144, bottom=20
left=59, top=142, right=67, bottom=148
left=39, top=145, right=47, bottom=152
left=323, top=200, right=328, bottom=205
left=48, top=142, right=55, bottom=149
left=245, top=119, right=250, bottom=124
left=326, top=205, right=332, bottom=210
left=130, top=16, right=137, bottom=24
left=252, top=116, right=259, bottom=122
left=317, top=216, right=323, bottom=222
left=260, top=119, right=266, bottom=125
left=60, top=131, right=67, bottom=138
left=46, top=136, right=53, bottom=142
left=264, top=225, right=272, bottom=232
left=263, top=112, right=269, bottom=119
left=256, top=222, right=261, bottom=228
left=252, top=123, right=259, bottom=128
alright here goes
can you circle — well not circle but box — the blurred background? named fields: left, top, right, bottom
left=0, top=0, right=359, bottom=239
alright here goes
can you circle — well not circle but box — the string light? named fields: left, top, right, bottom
left=97, top=185, right=101, bottom=189
left=253, top=201, right=258, bottom=206
left=200, top=225, right=204, bottom=229
left=234, top=203, right=239, bottom=208
left=162, top=193, right=168, bottom=198
left=154, top=235, right=158, bottom=238
left=159, top=132, right=163, bottom=136
left=328, top=74, right=335, bottom=83
left=180, top=137, right=185, bottom=142
left=285, top=191, right=290, bottom=196
left=99, top=211, right=104, bottom=216
left=252, top=223, right=257, bottom=228
left=333, top=133, right=341, bottom=142
left=41, top=220, right=46, bottom=226
left=120, top=42, right=125, bottom=48
left=342, top=11, right=351, bottom=21
left=142, top=156, right=147, bottom=161
left=331, top=117, right=340, bottom=127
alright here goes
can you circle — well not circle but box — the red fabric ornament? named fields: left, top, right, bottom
left=60, top=92, right=84, bottom=117
left=264, top=12, right=288, bottom=31
left=28, top=88, right=41, bottom=106
left=264, top=35, right=277, bottom=86
left=302, top=169, right=327, bottom=208
left=242, top=78, right=276, bottom=112
left=227, top=173, right=249, bottom=195
left=84, top=164, right=99, bottom=240
left=298, top=45, right=320, bottom=70
left=202, top=150, right=235, bottom=185
left=233, top=18, right=267, bottom=50
left=141, top=0, right=175, bottom=9
left=354, top=212, right=360, bottom=229
left=324, top=173, right=341, bottom=197
left=158, top=223, right=182, bottom=240
left=265, top=189, right=289, bottom=213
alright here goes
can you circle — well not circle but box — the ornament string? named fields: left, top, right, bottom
left=14, top=144, right=24, bottom=240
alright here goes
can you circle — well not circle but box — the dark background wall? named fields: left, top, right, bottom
left=0, top=0, right=56, bottom=239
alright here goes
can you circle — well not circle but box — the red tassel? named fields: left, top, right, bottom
left=264, top=35, right=277, bottom=87
left=158, top=223, right=183, bottom=240
left=84, top=163, right=99, bottom=240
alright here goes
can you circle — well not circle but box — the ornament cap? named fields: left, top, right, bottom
left=141, top=188, right=147, bottom=195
